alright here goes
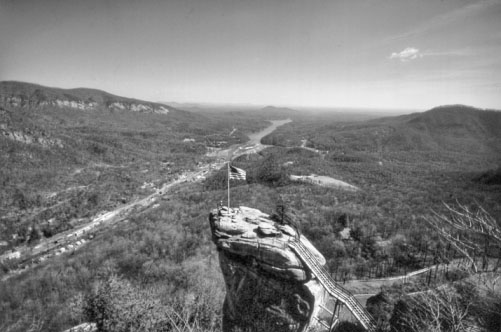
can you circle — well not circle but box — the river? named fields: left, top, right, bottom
left=1, top=118, right=293, bottom=279
left=246, top=119, right=292, bottom=145
left=208, top=118, right=292, bottom=160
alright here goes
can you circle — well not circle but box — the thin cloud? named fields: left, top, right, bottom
left=423, top=49, right=472, bottom=57
left=384, top=0, right=500, bottom=44
left=389, top=47, right=422, bottom=61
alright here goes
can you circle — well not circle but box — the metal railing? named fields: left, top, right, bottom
left=288, top=239, right=377, bottom=332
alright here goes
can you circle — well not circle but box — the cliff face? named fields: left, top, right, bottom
left=209, top=206, right=330, bottom=332
left=0, top=81, right=171, bottom=114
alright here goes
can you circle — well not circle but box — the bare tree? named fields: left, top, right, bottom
left=425, top=202, right=500, bottom=273
left=391, top=286, right=473, bottom=332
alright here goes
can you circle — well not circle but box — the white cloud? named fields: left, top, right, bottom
left=389, top=47, right=423, bottom=61
left=389, top=47, right=472, bottom=62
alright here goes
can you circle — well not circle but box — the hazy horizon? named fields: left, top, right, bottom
left=1, top=0, right=500, bottom=111
left=161, top=100, right=421, bottom=114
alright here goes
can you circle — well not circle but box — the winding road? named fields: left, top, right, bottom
left=1, top=119, right=292, bottom=280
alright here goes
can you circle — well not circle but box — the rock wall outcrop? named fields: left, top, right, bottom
left=209, top=206, right=331, bottom=332
left=0, top=95, right=170, bottom=114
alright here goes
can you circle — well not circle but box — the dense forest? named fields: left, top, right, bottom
left=0, top=81, right=269, bottom=252
left=1, top=84, right=500, bottom=332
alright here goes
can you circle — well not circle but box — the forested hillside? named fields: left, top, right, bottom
left=1, top=92, right=500, bottom=332
left=0, top=81, right=266, bottom=253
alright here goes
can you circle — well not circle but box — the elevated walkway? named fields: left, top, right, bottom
left=288, top=239, right=377, bottom=332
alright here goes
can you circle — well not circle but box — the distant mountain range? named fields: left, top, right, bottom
left=0, top=81, right=243, bottom=231
left=0, top=81, right=210, bottom=148
left=259, top=103, right=501, bottom=166
left=0, top=81, right=232, bottom=166
left=2, top=81, right=500, bottom=158
left=375, top=105, right=501, bottom=154
left=163, top=102, right=303, bottom=119
left=0, top=81, right=173, bottom=114
left=387, top=104, right=501, bottom=136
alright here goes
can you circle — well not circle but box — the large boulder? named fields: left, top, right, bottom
left=209, top=206, right=330, bottom=332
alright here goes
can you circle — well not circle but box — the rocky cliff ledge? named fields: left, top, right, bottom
left=209, top=206, right=331, bottom=332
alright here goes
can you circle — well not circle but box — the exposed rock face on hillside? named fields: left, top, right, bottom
left=290, top=174, right=359, bottom=191
left=0, top=95, right=170, bottom=114
left=209, top=206, right=330, bottom=332
left=0, top=81, right=171, bottom=114
left=0, top=123, right=63, bottom=148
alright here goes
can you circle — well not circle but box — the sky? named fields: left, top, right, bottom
left=1, top=0, right=501, bottom=111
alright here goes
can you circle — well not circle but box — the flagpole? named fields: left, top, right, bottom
left=227, top=161, right=230, bottom=210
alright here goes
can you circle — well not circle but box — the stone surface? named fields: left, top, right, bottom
left=209, top=206, right=330, bottom=332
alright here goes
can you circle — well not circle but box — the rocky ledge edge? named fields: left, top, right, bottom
left=209, top=206, right=331, bottom=332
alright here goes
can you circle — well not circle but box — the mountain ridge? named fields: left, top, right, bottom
left=0, top=81, right=173, bottom=114
left=366, top=104, right=501, bottom=154
left=260, top=104, right=501, bottom=162
left=404, top=104, right=501, bottom=137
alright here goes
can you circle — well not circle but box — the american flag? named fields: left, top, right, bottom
left=229, top=165, right=246, bottom=180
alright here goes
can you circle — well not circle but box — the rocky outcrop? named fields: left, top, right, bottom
left=0, top=81, right=172, bottom=115
left=0, top=96, right=95, bottom=110
left=108, top=102, right=169, bottom=114
left=0, top=95, right=170, bottom=114
left=209, top=206, right=331, bottom=332
left=0, top=123, right=64, bottom=148
left=289, top=174, right=358, bottom=191
left=1, top=128, right=63, bottom=148
left=62, top=322, right=96, bottom=332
